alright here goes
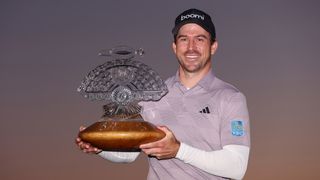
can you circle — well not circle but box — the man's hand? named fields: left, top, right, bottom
left=75, top=126, right=102, bottom=154
left=139, top=126, right=180, bottom=160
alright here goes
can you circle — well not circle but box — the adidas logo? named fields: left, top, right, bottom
left=199, top=106, right=210, bottom=114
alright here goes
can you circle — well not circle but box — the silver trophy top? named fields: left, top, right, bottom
left=77, top=45, right=168, bottom=116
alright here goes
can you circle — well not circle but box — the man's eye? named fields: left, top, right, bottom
left=179, top=38, right=187, bottom=42
left=197, top=38, right=205, bottom=42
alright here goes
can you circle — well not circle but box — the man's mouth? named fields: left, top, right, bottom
left=185, top=54, right=199, bottom=61
left=186, top=55, right=198, bottom=58
left=185, top=50, right=200, bottom=60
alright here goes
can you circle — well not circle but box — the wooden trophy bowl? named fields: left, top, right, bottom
left=78, top=114, right=165, bottom=151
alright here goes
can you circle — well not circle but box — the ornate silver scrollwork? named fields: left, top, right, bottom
left=77, top=45, right=168, bottom=116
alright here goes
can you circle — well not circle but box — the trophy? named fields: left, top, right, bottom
left=77, top=46, right=167, bottom=151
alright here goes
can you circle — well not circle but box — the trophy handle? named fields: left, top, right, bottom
left=98, top=45, right=144, bottom=59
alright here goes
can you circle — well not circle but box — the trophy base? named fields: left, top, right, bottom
left=79, top=115, right=165, bottom=151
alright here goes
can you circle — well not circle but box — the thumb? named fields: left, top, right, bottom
left=79, top=126, right=86, bottom=131
left=157, top=126, right=171, bottom=134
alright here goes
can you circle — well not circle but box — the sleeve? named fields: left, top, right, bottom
left=98, top=151, right=140, bottom=163
left=176, top=143, right=250, bottom=180
left=220, top=92, right=250, bottom=147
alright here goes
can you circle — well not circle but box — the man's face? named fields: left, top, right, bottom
left=172, top=23, right=217, bottom=74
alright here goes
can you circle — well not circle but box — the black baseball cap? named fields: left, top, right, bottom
left=172, top=8, right=216, bottom=41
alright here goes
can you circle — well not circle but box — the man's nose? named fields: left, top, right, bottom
left=187, top=39, right=195, bottom=50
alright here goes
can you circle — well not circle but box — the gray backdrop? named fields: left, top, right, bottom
left=1, top=0, right=319, bottom=179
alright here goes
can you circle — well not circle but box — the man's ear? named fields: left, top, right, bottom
left=172, top=42, right=177, bottom=54
left=211, top=41, right=218, bottom=55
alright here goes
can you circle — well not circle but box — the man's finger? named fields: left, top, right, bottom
left=157, top=126, right=170, bottom=133
left=76, top=137, right=83, bottom=143
left=142, top=147, right=162, bottom=155
left=140, top=140, right=162, bottom=149
left=79, top=126, right=86, bottom=131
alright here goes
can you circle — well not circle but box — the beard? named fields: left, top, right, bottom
left=178, top=60, right=202, bottom=73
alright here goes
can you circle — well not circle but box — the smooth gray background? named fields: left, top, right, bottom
left=1, top=0, right=320, bottom=179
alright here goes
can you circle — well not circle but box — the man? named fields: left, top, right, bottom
left=76, top=8, right=250, bottom=180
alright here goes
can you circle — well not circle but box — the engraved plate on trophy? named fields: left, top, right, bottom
left=77, top=46, right=168, bottom=151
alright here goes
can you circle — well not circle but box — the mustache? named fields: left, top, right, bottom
left=184, top=50, right=200, bottom=55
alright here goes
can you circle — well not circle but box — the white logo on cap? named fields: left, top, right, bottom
left=181, top=14, right=205, bottom=21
